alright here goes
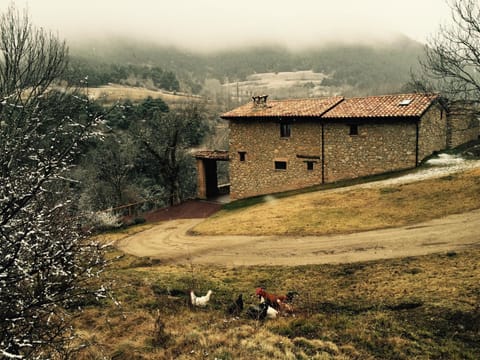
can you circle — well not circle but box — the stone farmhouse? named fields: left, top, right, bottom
left=195, top=93, right=479, bottom=200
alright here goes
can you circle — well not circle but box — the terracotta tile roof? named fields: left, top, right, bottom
left=322, top=93, right=439, bottom=119
left=221, top=93, right=439, bottom=120
left=221, top=96, right=344, bottom=119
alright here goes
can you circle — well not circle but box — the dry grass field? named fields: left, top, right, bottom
left=71, top=163, right=480, bottom=359
left=193, top=167, right=480, bottom=236
left=73, top=248, right=480, bottom=359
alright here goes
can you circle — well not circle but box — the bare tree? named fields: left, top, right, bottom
left=420, top=0, right=480, bottom=106
left=0, top=5, right=68, bottom=100
left=82, top=135, right=136, bottom=210
left=131, top=102, right=209, bottom=206
left=0, top=5, right=106, bottom=359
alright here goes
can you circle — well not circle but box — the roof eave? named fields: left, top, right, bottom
left=222, top=115, right=327, bottom=121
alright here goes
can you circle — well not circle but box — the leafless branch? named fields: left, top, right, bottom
left=420, top=0, right=480, bottom=104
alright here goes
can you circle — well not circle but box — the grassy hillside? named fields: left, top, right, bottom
left=73, top=248, right=480, bottom=359
left=193, top=167, right=480, bottom=236
left=70, top=161, right=480, bottom=359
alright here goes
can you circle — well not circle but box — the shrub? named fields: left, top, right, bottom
left=88, top=209, right=123, bottom=231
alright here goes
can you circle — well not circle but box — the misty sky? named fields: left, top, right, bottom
left=2, top=0, right=452, bottom=50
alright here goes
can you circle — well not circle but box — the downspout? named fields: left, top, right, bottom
left=321, top=123, right=325, bottom=183
left=415, top=120, right=419, bottom=167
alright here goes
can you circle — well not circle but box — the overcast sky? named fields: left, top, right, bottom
left=2, top=0, right=452, bottom=50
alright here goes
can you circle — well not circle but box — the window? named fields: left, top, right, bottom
left=349, top=124, right=358, bottom=136
left=274, top=161, right=287, bottom=170
left=280, top=123, right=291, bottom=138
left=238, top=151, right=246, bottom=162
left=306, top=161, right=315, bottom=171
left=399, top=99, right=412, bottom=106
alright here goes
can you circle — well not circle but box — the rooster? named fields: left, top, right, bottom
left=256, top=288, right=297, bottom=314
left=190, top=289, right=213, bottom=307
left=255, top=288, right=286, bottom=310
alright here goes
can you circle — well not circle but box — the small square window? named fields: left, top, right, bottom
left=306, top=161, right=315, bottom=171
left=274, top=161, right=287, bottom=170
left=238, top=151, right=246, bottom=161
left=280, top=123, right=291, bottom=138
left=349, top=124, right=358, bottom=136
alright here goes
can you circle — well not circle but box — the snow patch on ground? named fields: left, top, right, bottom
left=364, top=153, right=480, bottom=188
left=426, top=153, right=465, bottom=166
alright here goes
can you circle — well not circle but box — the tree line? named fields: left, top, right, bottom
left=62, top=57, right=180, bottom=91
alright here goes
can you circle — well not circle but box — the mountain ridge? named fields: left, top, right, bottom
left=68, top=35, right=425, bottom=97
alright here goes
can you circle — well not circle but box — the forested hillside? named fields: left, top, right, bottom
left=68, top=35, right=425, bottom=98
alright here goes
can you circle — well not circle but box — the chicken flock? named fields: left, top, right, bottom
left=189, top=287, right=298, bottom=321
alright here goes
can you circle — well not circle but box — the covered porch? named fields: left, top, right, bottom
left=194, top=150, right=229, bottom=201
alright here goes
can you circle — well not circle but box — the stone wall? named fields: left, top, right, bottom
left=323, top=121, right=417, bottom=182
left=447, top=111, right=480, bottom=148
left=229, top=119, right=420, bottom=199
left=228, top=105, right=463, bottom=200
left=418, top=105, right=447, bottom=161
left=229, top=120, right=324, bottom=199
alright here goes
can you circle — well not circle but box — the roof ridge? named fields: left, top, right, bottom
left=343, top=92, right=439, bottom=100
left=265, top=95, right=344, bottom=102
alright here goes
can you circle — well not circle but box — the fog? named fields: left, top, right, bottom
left=1, top=0, right=451, bottom=50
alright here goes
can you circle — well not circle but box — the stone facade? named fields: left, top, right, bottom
left=229, top=120, right=324, bottom=199
left=228, top=104, right=449, bottom=200
left=323, top=121, right=417, bottom=182
left=418, top=105, right=447, bottom=161
left=229, top=118, right=427, bottom=199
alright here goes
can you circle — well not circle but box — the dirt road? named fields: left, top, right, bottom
left=116, top=208, right=480, bottom=266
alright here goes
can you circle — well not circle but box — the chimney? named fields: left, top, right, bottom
left=252, top=94, right=268, bottom=107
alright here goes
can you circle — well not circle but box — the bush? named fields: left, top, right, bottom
left=88, top=210, right=123, bottom=231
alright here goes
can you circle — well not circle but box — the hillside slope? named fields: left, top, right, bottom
left=70, top=35, right=424, bottom=98
left=194, top=159, right=480, bottom=236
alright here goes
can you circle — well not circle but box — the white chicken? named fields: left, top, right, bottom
left=190, top=289, right=213, bottom=307
left=266, top=305, right=278, bottom=319
left=259, top=296, right=279, bottom=319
